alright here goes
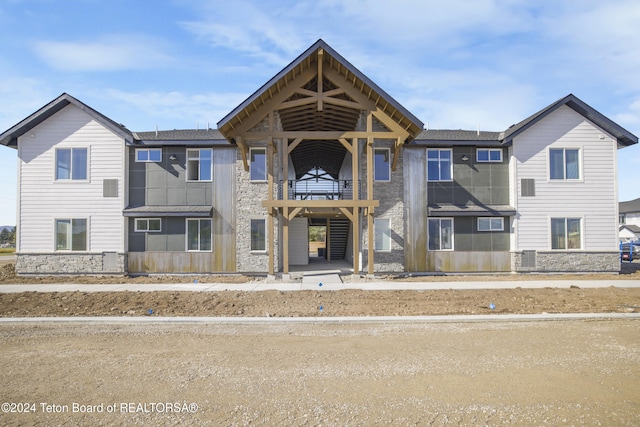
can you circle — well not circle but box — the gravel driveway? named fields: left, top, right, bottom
left=1, top=319, right=638, bottom=426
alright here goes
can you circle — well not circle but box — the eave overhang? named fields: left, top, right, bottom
left=0, top=93, right=133, bottom=148
left=217, top=39, right=424, bottom=141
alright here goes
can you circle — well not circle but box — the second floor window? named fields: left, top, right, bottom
left=250, top=148, right=267, bottom=181
left=136, top=148, right=162, bottom=162
left=374, top=148, right=390, bottom=181
left=56, top=148, right=87, bottom=180
left=476, top=148, right=502, bottom=162
left=427, top=149, right=452, bottom=181
left=550, top=148, right=580, bottom=180
left=187, top=149, right=212, bottom=181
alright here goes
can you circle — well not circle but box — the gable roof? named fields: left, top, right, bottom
left=619, top=224, right=640, bottom=234
left=0, top=93, right=133, bottom=148
left=620, top=197, right=640, bottom=214
left=217, top=39, right=424, bottom=139
left=500, top=94, right=637, bottom=147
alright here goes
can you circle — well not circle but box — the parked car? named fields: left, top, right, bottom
left=621, top=241, right=640, bottom=261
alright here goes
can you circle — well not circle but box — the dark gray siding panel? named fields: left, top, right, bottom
left=428, top=147, right=509, bottom=206
left=453, top=217, right=510, bottom=252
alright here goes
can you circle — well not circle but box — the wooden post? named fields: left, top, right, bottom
left=283, top=207, right=289, bottom=275
left=326, top=218, right=331, bottom=263
left=366, top=137, right=374, bottom=274
left=267, top=137, right=274, bottom=275
left=352, top=138, right=359, bottom=274
left=282, top=138, right=289, bottom=275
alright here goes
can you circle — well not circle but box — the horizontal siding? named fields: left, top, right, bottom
left=18, top=104, right=124, bottom=252
left=514, top=105, right=618, bottom=251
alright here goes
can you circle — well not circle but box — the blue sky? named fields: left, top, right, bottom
left=1, top=0, right=639, bottom=226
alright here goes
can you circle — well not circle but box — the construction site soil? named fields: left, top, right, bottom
left=1, top=262, right=639, bottom=317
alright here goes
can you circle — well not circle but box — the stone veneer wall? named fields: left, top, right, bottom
left=15, top=253, right=127, bottom=275
left=359, top=114, right=405, bottom=272
left=235, top=117, right=280, bottom=273
left=511, top=251, right=620, bottom=273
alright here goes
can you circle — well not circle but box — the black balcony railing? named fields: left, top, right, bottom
left=277, top=179, right=361, bottom=200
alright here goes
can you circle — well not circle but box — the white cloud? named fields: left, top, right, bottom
left=103, top=89, right=248, bottom=130
left=32, top=35, right=172, bottom=72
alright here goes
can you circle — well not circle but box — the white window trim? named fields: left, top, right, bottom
left=186, top=149, right=213, bottom=182
left=373, top=148, right=391, bottom=182
left=549, top=216, right=583, bottom=251
left=427, top=148, right=453, bottom=182
left=134, top=218, right=162, bottom=232
left=54, top=217, right=89, bottom=252
left=185, top=218, right=212, bottom=252
left=476, top=148, right=502, bottom=162
left=428, top=217, right=454, bottom=251
left=548, top=147, right=583, bottom=182
left=135, top=148, right=162, bottom=162
left=249, top=147, right=267, bottom=182
left=477, top=217, right=504, bottom=232
left=54, top=147, right=90, bottom=183
left=250, top=218, right=267, bottom=252
left=374, top=218, right=391, bottom=252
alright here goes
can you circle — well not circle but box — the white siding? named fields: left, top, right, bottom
left=18, top=105, right=125, bottom=252
left=513, top=105, right=618, bottom=251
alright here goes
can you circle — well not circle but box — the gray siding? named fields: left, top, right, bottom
left=454, top=217, right=510, bottom=251
left=129, top=147, right=211, bottom=207
left=427, top=147, right=509, bottom=206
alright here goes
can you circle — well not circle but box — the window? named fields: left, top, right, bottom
left=135, top=218, right=161, bottom=232
left=136, top=148, right=162, bottom=162
left=250, top=219, right=266, bottom=251
left=476, top=148, right=502, bottom=162
left=56, top=148, right=87, bottom=180
left=478, top=217, right=504, bottom=232
left=55, top=219, right=87, bottom=251
left=428, top=218, right=453, bottom=250
left=550, top=148, right=580, bottom=180
left=186, top=219, right=212, bottom=251
left=374, top=218, right=391, bottom=251
left=250, top=148, right=267, bottom=181
left=187, top=149, right=212, bottom=181
left=427, top=149, right=452, bottom=181
left=551, top=218, right=581, bottom=250
left=374, top=148, right=390, bottom=181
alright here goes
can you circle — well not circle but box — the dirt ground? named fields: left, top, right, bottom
left=1, top=262, right=640, bottom=317
left=1, top=320, right=638, bottom=426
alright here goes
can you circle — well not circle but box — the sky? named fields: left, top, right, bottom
left=1, top=0, right=639, bottom=226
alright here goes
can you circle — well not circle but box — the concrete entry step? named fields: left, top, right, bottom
left=301, top=272, right=343, bottom=286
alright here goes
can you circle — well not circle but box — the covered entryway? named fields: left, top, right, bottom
left=217, top=40, right=424, bottom=276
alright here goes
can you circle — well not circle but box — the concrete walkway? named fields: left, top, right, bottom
left=1, top=279, right=639, bottom=293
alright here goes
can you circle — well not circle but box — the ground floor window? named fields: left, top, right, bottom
left=187, top=218, right=212, bottom=251
left=56, top=219, right=87, bottom=251
left=374, top=218, right=391, bottom=251
left=551, top=217, right=581, bottom=249
left=135, top=218, right=161, bottom=232
left=478, top=217, right=504, bottom=232
left=251, top=219, right=266, bottom=251
left=428, top=218, right=453, bottom=250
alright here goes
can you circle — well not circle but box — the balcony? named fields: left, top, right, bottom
left=277, top=179, right=361, bottom=200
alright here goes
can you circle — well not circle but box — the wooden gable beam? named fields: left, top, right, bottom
left=317, top=48, right=324, bottom=111
left=227, top=67, right=316, bottom=136
left=236, top=136, right=249, bottom=171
